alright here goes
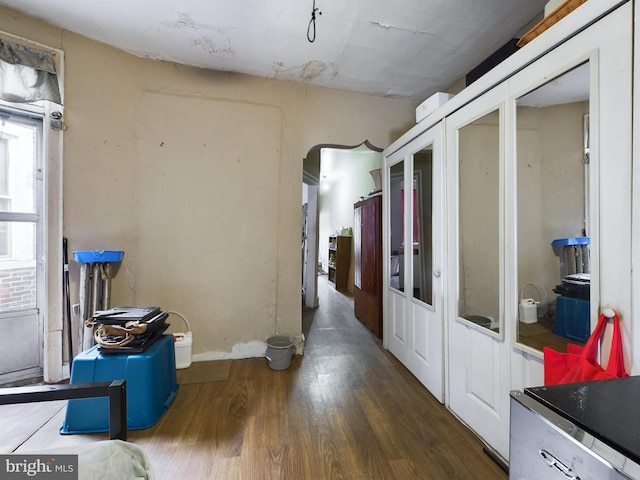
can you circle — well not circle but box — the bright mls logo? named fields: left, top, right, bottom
left=0, top=455, right=78, bottom=479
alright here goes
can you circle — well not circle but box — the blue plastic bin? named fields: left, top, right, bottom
left=553, top=296, right=590, bottom=344
left=61, top=335, right=178, bottom=434
left=72, top=250, right=124, bottom=263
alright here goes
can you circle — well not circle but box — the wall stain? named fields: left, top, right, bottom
left=273, top=60, right=338, bottom=82
left=369, top=20, right=434, bottom=36
left=162, top=12, right=221, bottom=32
left=160, top=12, right=234, bottom=57
left=194, top=37, right=235, bottom=57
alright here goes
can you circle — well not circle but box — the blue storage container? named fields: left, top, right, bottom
left=72, top=250, right=124, bottom=263
left=550, top=237, right=590, bottom=247
left=61, top=334, right=178, bottom=434
left=553, top=296, right=590, bottom=344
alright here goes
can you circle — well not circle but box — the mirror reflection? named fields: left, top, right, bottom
left=412, top=146, right=433, bottom=306
left=458, top=110, right=500, bottom=333
left=516, top=62, right=590, bottom=352
left=389, top=161, right=404, bottom=291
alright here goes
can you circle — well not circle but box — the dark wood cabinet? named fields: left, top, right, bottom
left=328, top=235, right=351, bottom=291
left=354, top=194, right=382, bottom=338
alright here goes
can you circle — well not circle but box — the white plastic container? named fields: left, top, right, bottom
left=545, top=0, right=564, bottom=16
left=166, top=311, right=192, bottom=369
left=174, top=331, right=193, bottom=369
left=518, top=283, right=547, bottom=324
left=519, top=298, right=538, bottom=324
left=416, top=92, right=454, bottom=123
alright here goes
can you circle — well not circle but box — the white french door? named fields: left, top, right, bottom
left=446, top=83, right=511, bottom=457
left=445, top=2, right=632, bottom=460
left=0, top=108, right=45, bottom=385
left=385, top=122, right=445, bottom=402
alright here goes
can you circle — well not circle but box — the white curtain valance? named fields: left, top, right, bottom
left=0, top=39, right=61, bottom=105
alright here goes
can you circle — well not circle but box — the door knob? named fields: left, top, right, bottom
left=433, top=269, right=441, bottom=278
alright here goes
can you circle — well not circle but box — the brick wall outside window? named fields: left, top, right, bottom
left=0, top=266, right=36, bottom=311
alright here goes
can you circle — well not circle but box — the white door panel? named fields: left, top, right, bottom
left=385, top=123, right=445, bottom=402
left=412, top=305, right=429, bottom=363
left=408, top=302, right=443, bottom=400
left=387, top=290, right=408, bottom=364
left=446, top=81, right=509, bottom=457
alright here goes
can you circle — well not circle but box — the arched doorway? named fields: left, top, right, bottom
left=301, top=140, right=382, bottom=311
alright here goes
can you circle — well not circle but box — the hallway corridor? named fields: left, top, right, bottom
left=300, top=273, right=508, bottom=478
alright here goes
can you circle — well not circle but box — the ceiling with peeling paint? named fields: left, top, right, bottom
left=0, top=0, right=549, bottom=103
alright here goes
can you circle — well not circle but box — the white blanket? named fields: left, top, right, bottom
left=34, top=440, right=154, bottom=480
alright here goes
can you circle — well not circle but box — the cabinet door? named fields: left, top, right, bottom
left=447, top=85, right=509, bottom=456
left=360, top=198, right=380, bottom=295
left=446, top=2, right=632, bottom=460
left=354, top=195, right=382, bottom=337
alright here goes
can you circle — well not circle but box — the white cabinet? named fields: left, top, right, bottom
left=383, top=0, right=633, bottom=460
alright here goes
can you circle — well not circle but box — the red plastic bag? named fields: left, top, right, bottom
left=543, top=310, right=628, bottom=386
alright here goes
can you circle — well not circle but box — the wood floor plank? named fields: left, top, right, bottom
left=15, top=407, right=106, bottom=452
left=388, top=458, right=421, bottom=480
left=209, top=456, right=240, bottom=480
left=0, top=400, right=66, bottom=452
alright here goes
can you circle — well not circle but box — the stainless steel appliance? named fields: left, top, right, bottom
left=510, top=377, right=640, bottom=479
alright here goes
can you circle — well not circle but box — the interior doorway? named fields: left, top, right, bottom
left=301, top=141, right=382, bottom=312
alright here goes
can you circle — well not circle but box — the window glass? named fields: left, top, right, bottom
left=412, top=146, right=433, bottom=305
left=0, top=119, right=37, bottom=214
left=389, top=161, right=404, bottom=292
left=0, top=221, right=36, bottom=311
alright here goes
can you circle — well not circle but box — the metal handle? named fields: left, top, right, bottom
left=539, top=449, right=580, bottom=480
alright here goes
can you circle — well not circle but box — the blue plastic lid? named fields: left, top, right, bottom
left=73, top=250, right=124, bottom=263
left=551, top=237, right=590, bottom=246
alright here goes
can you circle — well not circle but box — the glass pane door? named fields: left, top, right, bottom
left=0, top=111, right=43, bottom=385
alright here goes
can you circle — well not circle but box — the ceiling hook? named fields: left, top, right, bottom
left=307, top=0, right=322, bottom=43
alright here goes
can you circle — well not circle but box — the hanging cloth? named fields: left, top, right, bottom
left=0, top=39, right=61, bottom=104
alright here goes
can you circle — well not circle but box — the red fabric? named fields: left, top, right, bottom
left=543, top=311, right=629, bottom=386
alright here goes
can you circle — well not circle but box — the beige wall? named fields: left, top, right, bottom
left=0, top=7, right=415, bottom=362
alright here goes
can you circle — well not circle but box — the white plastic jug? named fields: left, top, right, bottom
left=166, top=311, right=192, bottom=369
left=519, top=298, right=538, bottom=324
left=519, top=283, right=547, bottom=324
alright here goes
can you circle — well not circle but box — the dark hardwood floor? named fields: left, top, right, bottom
left=0, top=275, right=507, bottom=479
